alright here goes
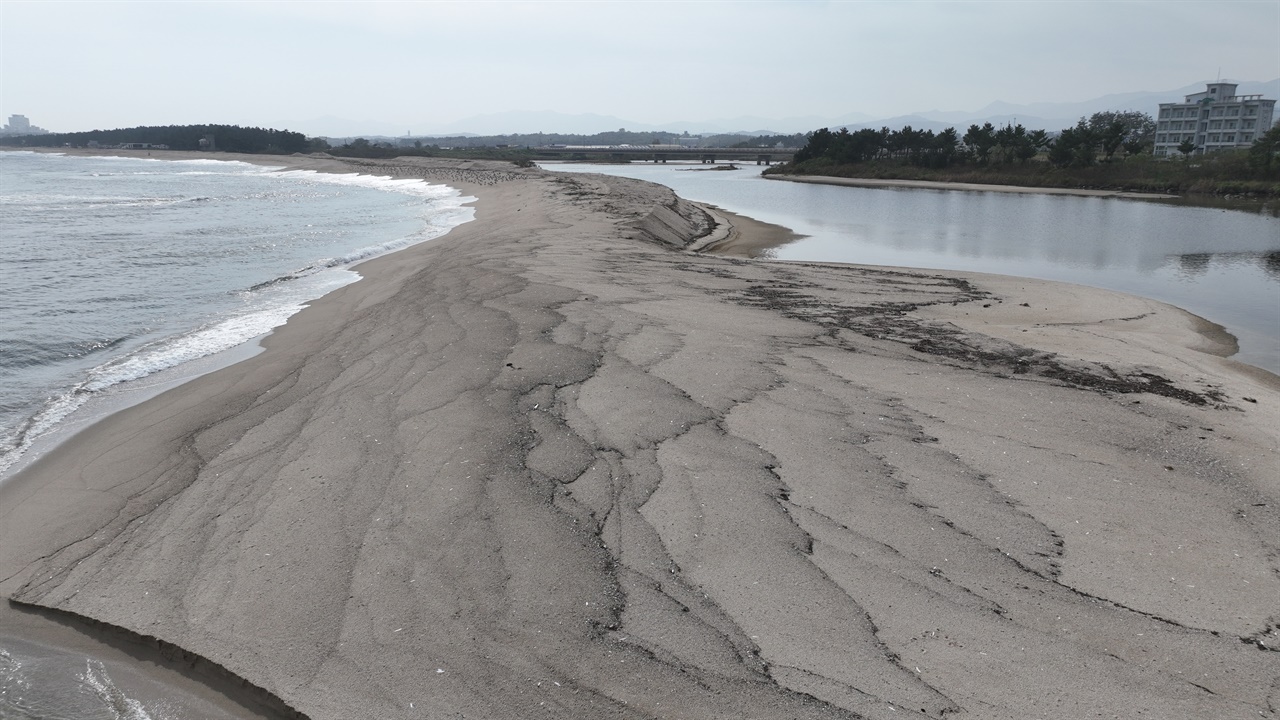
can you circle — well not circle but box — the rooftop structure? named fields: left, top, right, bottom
left=1153, top=82, right=1275, bottom=156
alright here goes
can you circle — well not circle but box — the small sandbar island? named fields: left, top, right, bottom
left=1, top=155, right=1277, bottom=719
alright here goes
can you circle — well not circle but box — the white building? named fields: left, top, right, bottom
left=1, top=114, right=50, bottom=136
left=1153, top=82, right=1275, bottom=156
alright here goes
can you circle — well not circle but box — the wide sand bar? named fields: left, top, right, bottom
left=1, top=155, right=1277, bottom=719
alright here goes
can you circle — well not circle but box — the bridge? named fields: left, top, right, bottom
left=531, top=145, right=796, bottom=165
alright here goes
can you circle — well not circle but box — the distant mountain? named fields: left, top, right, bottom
left=280, top=115, right=421, bottom=139
left=422, top=110, right=875, bottom=136
left=906, top=79, right=1280, bottom=132
left=285, top=79, right=1278, bottom=139
left=427, top=111, right=642, bottom=136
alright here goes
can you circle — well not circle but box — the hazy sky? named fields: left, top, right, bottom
left=2, top=0, right=1277, bottom=135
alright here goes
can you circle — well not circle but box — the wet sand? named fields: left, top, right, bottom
left=1, top=154, right=1277, bottom=719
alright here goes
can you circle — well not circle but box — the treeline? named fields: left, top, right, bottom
left=790, top=111, right=1154, bottom=170
left=320, top=137, right=534, bottom=161
left=774, top=113, right=1280, bottom=195
left=0, top=124, right=312, bottom=154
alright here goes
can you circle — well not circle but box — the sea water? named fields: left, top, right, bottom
left=1, top=151, right=473, bottom=480
left=0, top=151, right=472, bottom=718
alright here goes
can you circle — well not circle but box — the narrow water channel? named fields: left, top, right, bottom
left=544, top=162, right=1280, bottom=374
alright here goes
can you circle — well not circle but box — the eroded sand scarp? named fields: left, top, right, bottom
left=2, top=156, right=1277, bottom=719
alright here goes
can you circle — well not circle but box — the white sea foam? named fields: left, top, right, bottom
left=0, top=152, right=476, bottom=481
left=0, top=271, right=355, bottom=477
left=270, top=168, right=466, bottom=200
left=82, top=660, right=155, bottom=720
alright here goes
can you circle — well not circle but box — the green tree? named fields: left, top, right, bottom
left=1248, top=124, right=1280, bottom=175
left=1087, top=111, right=1155, bottom=158
left=992, top=123, right=1039, bottom=164
left=963, top=123, right=997, bottom=165
left=1097, top=120, right=1128, bottom=161
left=932, top=127, right=960, bottom=167
left=1177, top=138, right=1198, bottom=159
left=1048, top=120, right=1099, bottom=167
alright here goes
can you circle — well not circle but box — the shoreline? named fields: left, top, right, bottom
left=765, top=171, right=1181, bottom=199
left=0, top=148, right=477, bottom=484
left=2, top=155, right=1277, bottom=718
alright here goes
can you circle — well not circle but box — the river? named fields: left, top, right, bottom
left=543, top=162, right=1280, bottom=374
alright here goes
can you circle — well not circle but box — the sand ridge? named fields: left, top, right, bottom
left=1, top=155, right=1277, bottom=719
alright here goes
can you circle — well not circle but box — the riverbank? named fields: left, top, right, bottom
left=1, top=156, right=1277, bottom=719
left=766, top=172, right=1180, bottom=199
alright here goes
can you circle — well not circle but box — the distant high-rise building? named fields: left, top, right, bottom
left=1153, top=82, right=1276, bottom=156
left=1, top=114, right=50, bottom=136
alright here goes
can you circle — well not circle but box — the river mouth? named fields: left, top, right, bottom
left=541, top=162, right=1280, bottom=375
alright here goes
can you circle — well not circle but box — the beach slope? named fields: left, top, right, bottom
left=1, top=157, right=1277, bottom=719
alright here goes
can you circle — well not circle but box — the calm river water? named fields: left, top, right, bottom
left=545, top=163, right=1280, bottom=375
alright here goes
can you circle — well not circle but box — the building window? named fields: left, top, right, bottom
left=1242, top=133, right=1253, bottom=142
left=1209, top=120, right=1222, bottom=129
left=1246, top=106, right=1257, bottom=115
left=1157, top=134, right=1166, bottom=143
left=1173, top=109, right=1185, bottom=118
left=1209, top=134, right=1220, bottom=143
left=1244, top=120, right=1255, bottom=129
left=1211, top=107, right=1224, bottom=117
left=1227, top=107, right=1240, bottom=116
left=1225, top=134, right=1235, bottom=143
left=1226, top=120, right=1237, bottom=129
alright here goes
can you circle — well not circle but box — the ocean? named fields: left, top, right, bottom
left=0, top=151, right=474, bottom=484
left=0, top=151, right=472, bottom=718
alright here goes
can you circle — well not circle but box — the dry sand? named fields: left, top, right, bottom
left=1, top=153, right=1277, bottom=719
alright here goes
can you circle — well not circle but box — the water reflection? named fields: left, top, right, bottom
left=542, top=163, right=1280, bottom=374
left=1263, top=250, right=1280, bottom=281
left=1170, top=251, right=1280, bottom=280
left=1154, top=195, right=1280, bottom=218
left=1174, top=253, right=1212, bottom=279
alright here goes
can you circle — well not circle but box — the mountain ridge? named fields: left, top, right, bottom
left=294, top=79, right=1279, bottom=138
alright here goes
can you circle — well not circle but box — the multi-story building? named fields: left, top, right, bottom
left=1153, top=82, right=1275, bottom=156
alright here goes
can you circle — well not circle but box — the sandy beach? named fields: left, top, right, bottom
left=1, top=153, right=1277, bottom=719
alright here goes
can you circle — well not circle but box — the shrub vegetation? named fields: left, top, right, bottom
left=770, top=113, right=1280, bottom=197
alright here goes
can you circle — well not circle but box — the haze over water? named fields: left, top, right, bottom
left=545, top=162, right=1280, bottom=374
